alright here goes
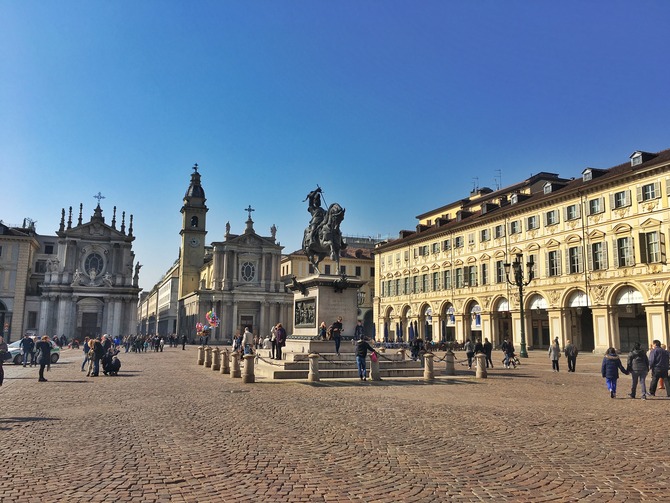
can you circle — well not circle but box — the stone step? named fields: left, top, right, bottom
left=259, top=367, right=427, bottom=380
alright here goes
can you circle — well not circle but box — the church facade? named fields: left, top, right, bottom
left=172, top=166, right=292, bottom=342
left=0, top=203, right=141, bottom=342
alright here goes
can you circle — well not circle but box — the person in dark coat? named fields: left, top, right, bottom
left=0, top=336, right=9, bottom=386
left=648, top=339, right=670, bottom=397
left=483, top=338, right=493, bottom=368
left=564, top=340, right=579, bottom=372
left=601, top=347, right=629, bottom=398
left=90, top=338, right=105, bottom=377
left=35, top=335, right=52, bottom=382
left=626, top=342, right=650, bottom=399
left=355, top=337, right=377, bottom=381
left=275, top=323, right=287, bottom=360
left=181, top=334, right=187, bottom=350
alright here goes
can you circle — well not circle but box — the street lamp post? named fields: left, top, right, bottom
left=504, top=253, right=534, bottom=358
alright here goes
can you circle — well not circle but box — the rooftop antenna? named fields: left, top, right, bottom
left=472, top=177, right=479, bottom=192
left=494, top=169, right=502, bottom=191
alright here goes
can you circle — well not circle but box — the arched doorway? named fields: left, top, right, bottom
left=493, top=298, right=511, bottom=347
left=528, top=294, right=550, bottom=348
left=466, top=301, right=482, bottom=343
left=566, top=290, right=594, bottom=351
left=614, top=287, right=647, bottom=352
left=420, top=305, right=433, bottom=341
left=441, top=303, right=456, bottom=342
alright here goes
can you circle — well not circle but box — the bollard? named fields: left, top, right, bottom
left=242, top=354, right=255, bottom=383
left=370, top=353, right=381, bottom=381
left=308, top=353, right=320, bottom=382
left=397, top=348, right=406, bottom=361
left=204, top=346, right=213, bottom=368
left=211, top=348, right=221, bottom=371
left=220, top=348, right=230, bottom=374
left=423, top=353, right=435, bottom=381
left=230, top=351, right=241, bottom=378
left=475, top=353, right=487, bottom=378
left=197, top=346, right=205, bottom=365
left=444, top=350, right=455, bottom=376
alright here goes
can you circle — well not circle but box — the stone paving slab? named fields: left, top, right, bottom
left=1, top=348, right=668, bottom=502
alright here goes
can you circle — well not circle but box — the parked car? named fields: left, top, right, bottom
left=7, top=338, right=61, bottom=364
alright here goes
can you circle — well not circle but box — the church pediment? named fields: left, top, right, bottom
left=223, top=231, right=276, bottom=248
left=67, top=220, right=128, bottom=240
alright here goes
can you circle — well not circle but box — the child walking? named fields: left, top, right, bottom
left=601, top=347, right=629, bottom=398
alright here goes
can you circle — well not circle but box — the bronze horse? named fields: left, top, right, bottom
left=303, top=202, right=347, bottom=274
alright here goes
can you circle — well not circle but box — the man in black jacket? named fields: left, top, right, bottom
left=648, top=340, right=670, bottom=397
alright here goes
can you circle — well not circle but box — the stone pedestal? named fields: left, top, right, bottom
left=230, top=352, right=241, bottom=378
left=220, top=348, right=230, bottom=375
left=308, top=353, right=320, bottom=382
left=370, top=354, right=381, bottom=381
left=475, top=353, right=487, bottom=378
left=204, top=347, right=212, bottom=368
left=444, top=351, right=455, bottom=376
left=397, top=348, right=406, bottom=361
left=197, top=346, right=205, bottom=365
left=286, top=274, right=366, bottom=354
left=242, top=354, right=255, bottom=383
left=423, top=353, right=435, bottom=381
left=212, top=348, right=221, bottom=371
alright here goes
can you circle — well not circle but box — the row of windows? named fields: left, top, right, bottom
left=307, top=264, right=373, bottom=277
left=380, top=231, right=666, bottom=297
left=391, top=183, right=663, bottom=264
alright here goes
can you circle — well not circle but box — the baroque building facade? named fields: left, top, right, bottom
left=374, top=149, right=670, bottom=353
left=137, top=166, right=293, bottom=343
left=0, top=203, right=141, bottom=342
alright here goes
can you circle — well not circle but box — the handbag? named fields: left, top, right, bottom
left=370, top=352, right=378, bottom=363
left=1, top=352, right=12, bottom=361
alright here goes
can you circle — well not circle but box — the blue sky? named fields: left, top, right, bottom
left=2, top=0, right=669, bottom=291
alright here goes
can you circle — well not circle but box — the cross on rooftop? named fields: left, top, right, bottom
left=245, top=205, right=255, bottom=220
left=93, top=192, right=105, bottom=204
left=193, top=163, right=198, bottom=172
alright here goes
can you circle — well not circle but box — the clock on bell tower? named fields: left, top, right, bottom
left=179, top=163, right=208, bottom=299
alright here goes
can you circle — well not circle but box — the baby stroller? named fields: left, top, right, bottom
left=102, top=350, right=121, bottom=376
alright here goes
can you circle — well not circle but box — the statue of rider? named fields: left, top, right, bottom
left=304, top=186, right=325, bottom=247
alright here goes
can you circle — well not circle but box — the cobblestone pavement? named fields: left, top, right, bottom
left=1, top=347, right=669, bottom=502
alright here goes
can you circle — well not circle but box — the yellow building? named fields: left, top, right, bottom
left=374, top=149, right=670, bottom=353
left=281, top=237, right=378, bottom=336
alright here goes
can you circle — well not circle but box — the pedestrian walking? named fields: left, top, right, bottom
left=501, top=338, right=515, bottom=368
left=35, top=335, right=52, bottom=382
left=354, top=320, right=365, bottom=341
left=81, top=337, right=90, bottom=371
left=564, top=339, right=578, bottom=372
left=270, top=325, right=278, bottom=359
left=626, top=342, right=650, bottom=399
left=648, top=340, right=670, bottom=397
left=181, top=334, right=187, bottom=350
left=548, top=338, right=561, bottom=372
left=483, top=338, right=493, bottom=368
left=601, top=347, right=629, bottom=398
left=329, top=316, right=343, bottom=355
left=464, top=339, right=474, bottom=369
left=0, top=336, right=9, bottom=386
left=19, top=333, right=35, bottom=367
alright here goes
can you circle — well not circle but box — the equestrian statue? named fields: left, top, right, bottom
left=302, top=186, right=347, bottom=275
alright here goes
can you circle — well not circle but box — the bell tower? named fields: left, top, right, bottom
left=179, top=163, right=208, bottom=299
